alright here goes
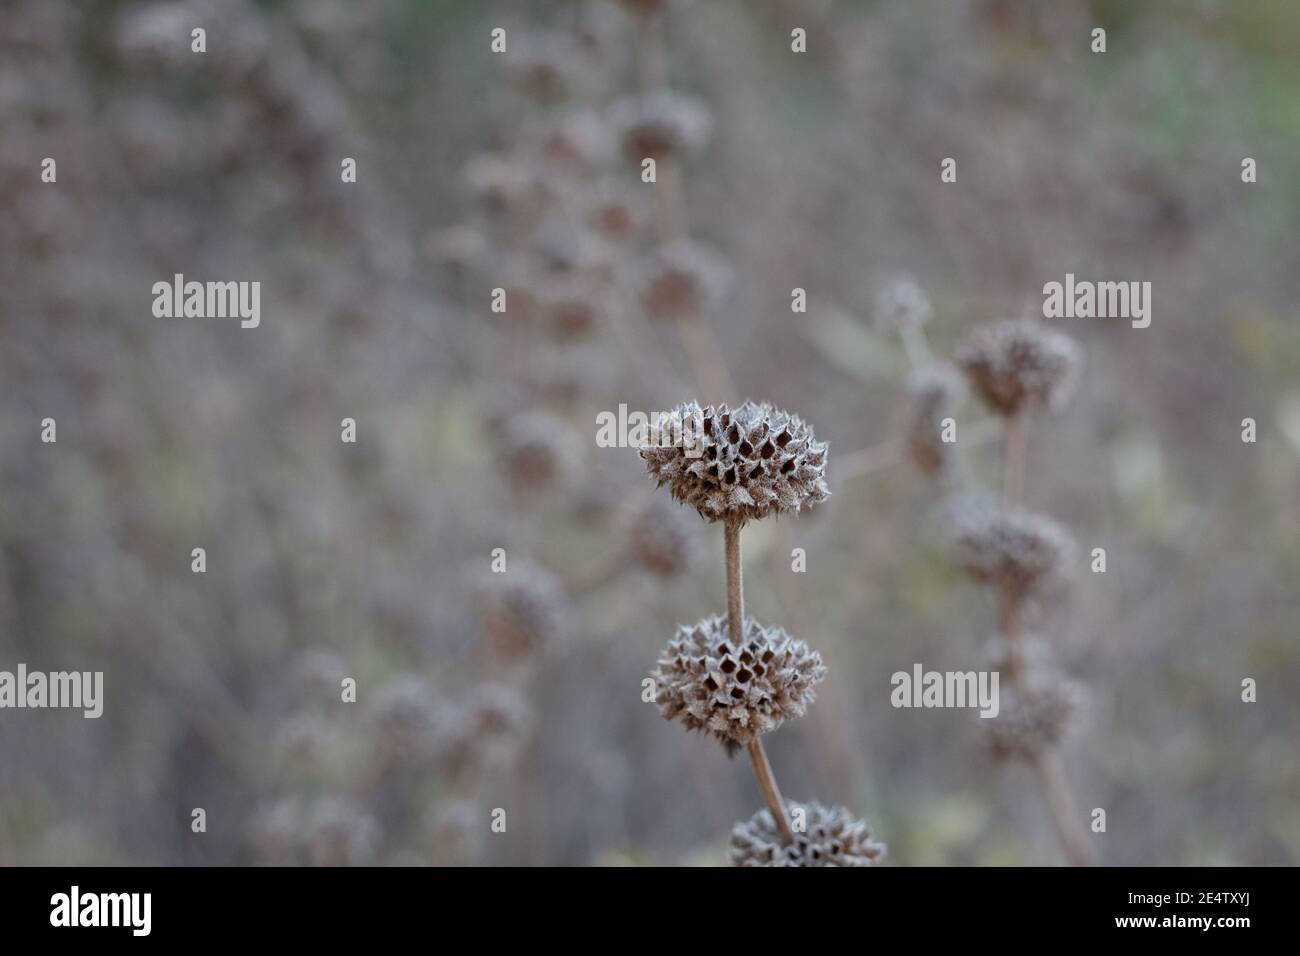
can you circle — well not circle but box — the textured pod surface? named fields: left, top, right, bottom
left=640, top=401, right=829, bottom=523
left=730, top=801, right=885, bottom=867
left=956, top=320, right=1081, bottom=416
left=650, top=614, right=826, bottom=748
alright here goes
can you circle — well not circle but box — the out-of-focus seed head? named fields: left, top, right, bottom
left=429, top=799, right=483, bottom=865
left=625, top=496, right=699, bottom=578
left=984, top=673, right=1083, bottom=762
left=292, top=648, right=347, bottom=702
left=637, top=240, right=730, bottom=322
left=585, top=183, right=645, bottom=244
left=956, top=320, right=1082, bottom=416
left=428, top=224, right=487, bottom=274
left=611, top=90, right=712, bottom=161
left=476, top=564, right=564, bottom=660
left=651, top=614, right=826, bottom=750
left=309, top=799, right=379, bottom=866
left=464, top=152, right=545, bottom=217
left=641, top=401, right=830, bottom=524
left=248, top=799, right=302, bottom=864
left=498, top=411, right=580, bottom=493
left=540, top=275, right=611, bottom=343
left=274, top=715, right=330, bottom=772
left=508, top=31, right=584, bottom=102
left=534, top=109, right=613, bottom=176
left=947, top=498, right=1077, bottom=600
left=904, top=365, right=961, bottom=479
left=369, top=676, right=439, bottom=766
left=730, top=801, right=885, bottom=867
left=441, top=683, right=532, bottom=778
left=875, top=273, right=932, bottom=329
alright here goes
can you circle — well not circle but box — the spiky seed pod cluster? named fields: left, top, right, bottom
left=611, top=89, right=712, bottom=161
left=875, top=273, right=932, bottom=329
left=984, top=673, right=1083, bottom=762
left=956, top=319, right=1082, bottom=417
left=730, top=801, right=886, bottom=867
left=651, top=614, right=826, bottom=751
left=904, top=366, right=961, bottom=479
left=637, top=240, right=731, bottom=321
left=625, top=497, right=699, bottom=578
left=641, top=401, right=830, bottom=523
left=477, top=565, right=563, bottom=660
left=948, top=500, right=1077, bottom=600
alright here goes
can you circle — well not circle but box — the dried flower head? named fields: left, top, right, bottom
left=370, top=676, right=439, bottom=765
left=440, top=683, right=532, bottom=778
left=875, top=273, right=932, bottom=329
left=948, top=500, right=1077, bottom=600
left=541, top=275, right=611, bottom=343
left=428, top=224, right=487, bottom=273
left=309, top=799, right=379, bottom=867
left=641, top=401, right=830, bottom=523
left=956, top=320, right=1081, bottom=416
left=730, top=801, right=885, bottom=867
left=248, top=799, right=302, bottom=864
left=626, top=496, right=699, bottom=578
left=904, top=366, right=961, bottom=479
left=499, top=412, right=580, bottom=492
left=984, top=674, right=1082, bottom=762
left=292, top=648, right=347, bottom=701
left=585, top=184, right=645, bottom=243
left=534, top=109, right=613, bottom=175
left=463, top=152, right=543, bottom=216
left=611, top=90, right=712, bottom=161
left=477, top=564, right=563, bottom=660
left=274, top=715, right=330, bottom=771
left=651, top=614, right=826, bottom=750
left=637, top=240, right=730, bottom=321
left=429, top=799, right=482, bottom=865
left=507, top=33, right=582, bottom=101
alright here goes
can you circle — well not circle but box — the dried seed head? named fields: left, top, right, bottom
left=730, top=801, right=885, bottom=867
left=477, top=564, right=563, bottom=660
left=984, top=673, right=1082, bottom=762
left=641, top=401, right=830, bottom=523
left=948, top=499, right=1077, bottom=600
left=956, top=320, right=1082, bottom=416
left=541, top=275, right=611, bottom=343
left=637, top=240, right=730, bottom=321
left=248, top=799, right=302, bottom=864
left=274, top=715, right=330, bottom=771
left=463, top=152, right=544, bottom=215
left=651, top=614, right=826, bottom=750
left=904, top=366, right=961, bottom=479
left=611, top=90, right=712, bottom=161
left=534, top=109, right=613, bottom=175
left=370, top=676, right=439, bottom=765
left=507, top=32, right=582, bottom=102
left=428, top=224, right=487, bottom=273
left=625, top=496, right=699, bottom=578
left=585, top=183, right=645, bottom=243
left=499, top=412, right=580, bottom=493
left=440, top=683, right=532, bottom=778
left=875, top=273, right=932, bottom=329
left=292, top=648, right=347, bottom=701
left=309, top=799, right=379, bottom=866
left=429, top=799, right=482, bottom=865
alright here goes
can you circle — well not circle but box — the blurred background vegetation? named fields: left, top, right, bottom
left=1, top=0, right=1297, bottom=865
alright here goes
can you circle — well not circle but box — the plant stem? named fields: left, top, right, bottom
left=725, top=515, right=795, bottom=843
left=1001, top=413, right=1026, bottom=503
left=999, top=415, right=1091, bottom=866
left=1033, top=750, right=1093, bottom=867
left=747, top=738, right=795, bottom=843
